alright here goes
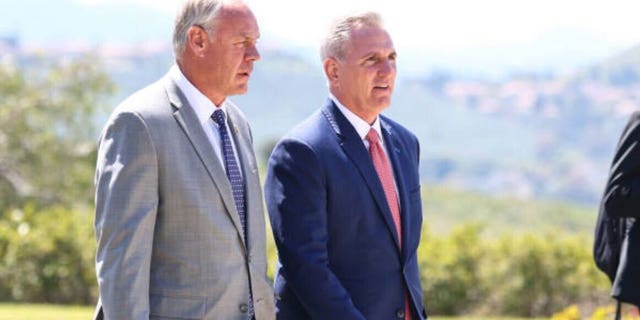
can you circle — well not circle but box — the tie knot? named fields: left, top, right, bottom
left=212, top=109, right=225, bottom=127
left=366, top=128, right=380, bottom=145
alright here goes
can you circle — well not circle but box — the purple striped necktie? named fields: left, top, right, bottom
left=212, top=109, right=246, bottom=236
left=212, top=109, right=254, bottom=319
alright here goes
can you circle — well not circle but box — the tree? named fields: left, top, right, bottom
left=0, top=55, right=114, bottom=212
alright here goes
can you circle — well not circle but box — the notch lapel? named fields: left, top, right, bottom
left=164, top=77, right=247, bottom=249
left=321, top=101, right=402, bottom=251
left=380, top=119, right=410, bottom=261
left=225, top=103, right=261, bottom=252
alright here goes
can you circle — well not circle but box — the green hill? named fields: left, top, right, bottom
left=581, top=43, right=640, bottom=84
left=422, top=184, right=596, bottom=236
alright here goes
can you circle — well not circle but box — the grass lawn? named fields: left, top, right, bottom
left=0, top=303, right=94, bottom=320
left=0, top=303, right=547, bottom=319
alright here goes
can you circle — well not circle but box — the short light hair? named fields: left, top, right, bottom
left=173, top=0, right=224, bottom=59
left=320, top=12, right=384, bottom=61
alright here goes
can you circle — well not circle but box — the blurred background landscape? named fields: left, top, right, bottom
left=2, top=0, right=640, bottom=318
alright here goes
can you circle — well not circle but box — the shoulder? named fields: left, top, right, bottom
left=629, top=111, right=640, bottom=123
left=282, top=109, right=333, bottom=146
left=115, top=78, right=170, bottom=116
left=106, top=77, right=173, bottom=125
left=616, top=111, right=640, bottom=149
left=269, top=110, right=336, bottom=163
left=99, top=78, right=176, bottom=145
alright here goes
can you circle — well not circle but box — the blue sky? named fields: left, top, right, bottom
left=4, top=0, right=640, bottom=77
left=73, top=0, right=640, bottom=50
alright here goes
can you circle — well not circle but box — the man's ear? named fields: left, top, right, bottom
left=324, top=58, right=340, bottom=84
left=186, top=26, right=209, bottom=57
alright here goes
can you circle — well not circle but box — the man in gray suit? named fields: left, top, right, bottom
left=93, top=0, right=275, bottom=319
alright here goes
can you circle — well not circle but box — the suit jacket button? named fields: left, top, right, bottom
left=396, top=309, right=405, bottom=318
left=239, top=303, right=249, bottom=313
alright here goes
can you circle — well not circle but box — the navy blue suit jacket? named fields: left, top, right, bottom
left=265, top=100, right=427, bottom=320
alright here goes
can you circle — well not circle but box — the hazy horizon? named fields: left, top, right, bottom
left=2, top=0, right=640, bottom=78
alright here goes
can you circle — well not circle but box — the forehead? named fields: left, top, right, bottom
left=346, top=25, right=394, bottom=57
left=213, top=5, right=260, bottom=38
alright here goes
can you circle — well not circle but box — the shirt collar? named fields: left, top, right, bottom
left=170, top=65, right=229, bottom=124
left=330, top=93, right=383, bottom=142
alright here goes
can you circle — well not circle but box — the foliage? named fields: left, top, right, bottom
left=551, top=304, right=579, bottom=320
left=265, top=217, right=278, bottom=281
left=0, top=56, right=114, bottom=212
left=0, top=185, right=612, bottom=314
left=418, top=223, right=610, bottom=317
left=0, top=206, right=96, bottom=304
left=422, top=185, right=596, bottom=236
left=553, top=303, right=640, bottom=320
left=421, top=224, right=489, bottom=315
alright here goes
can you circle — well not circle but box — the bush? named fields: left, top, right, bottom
left=418, top=224, right=611, bottom=317
left=0, top=204, right=612, bottom=315
left=420, top=224, right=489, bottom=315
left=487, top=231, right=604, bottom=316
left=0, top=205, right=97, bottom=304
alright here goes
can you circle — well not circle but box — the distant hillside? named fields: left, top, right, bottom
left=94, top=45, right=635, bottom=206
left=12, top=36, right=639, bottom=206
left=580, top=43, right=640, bottom=85
left=422, top=185, right=596, bottom=236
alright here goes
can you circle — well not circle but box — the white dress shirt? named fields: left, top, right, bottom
left=171, top=65, right=243, bottom=178
left=330, top=93, right=391, bottom=156
left=330, top=93, right=398, bottom=188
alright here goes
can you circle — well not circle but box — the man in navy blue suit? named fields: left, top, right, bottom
left=264, top=12, right=427, bottom=320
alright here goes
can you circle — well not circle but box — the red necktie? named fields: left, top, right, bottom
left=366, top=128, right=401, bottom=245
left=366, top=128, right=412, bottom=320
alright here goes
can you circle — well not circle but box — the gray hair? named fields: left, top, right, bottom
left=173, top=0, right=224, bottom=59
left=320, top=12, right=384, bottom=61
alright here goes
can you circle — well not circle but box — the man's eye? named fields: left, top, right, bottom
left=363, top=57, right=377, bottom=65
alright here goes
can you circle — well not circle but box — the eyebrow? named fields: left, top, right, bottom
left=236, top=32, right=260, bottom=41
left=361, top=50, right=397, bottom=58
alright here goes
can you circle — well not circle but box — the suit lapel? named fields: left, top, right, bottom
left=380, top=119, right=410, bottom=261
left=164, top=76, right=247, bottom=248
left=225, top=103, right=261, bottom=251
left=321, top=100, right=402, bottom=251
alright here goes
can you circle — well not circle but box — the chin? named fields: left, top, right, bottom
left=372, top=99, right=392, bottom=110
left=231, top=85, right=249, bottom=95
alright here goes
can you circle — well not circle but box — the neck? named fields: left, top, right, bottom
left=177, top=60, right=226, bottom=106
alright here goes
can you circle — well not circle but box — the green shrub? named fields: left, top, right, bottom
left=418, top=224, right=610, bottom=317
left=0, top=197, right=612, bottom=317
left=486, top=232, right=595, bottom=316
left=421, top=224, right=489, bottom=315
left=0, top=205, right=96, bottom=304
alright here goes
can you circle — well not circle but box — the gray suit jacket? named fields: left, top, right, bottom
left=94, top=71, right=275, bottom=320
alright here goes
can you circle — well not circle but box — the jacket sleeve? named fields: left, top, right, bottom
left=604, top=112, right=640, bottom=218
left=94, top=111, right=159, bottom=320
left=265, top=138, right=366, bottom=320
